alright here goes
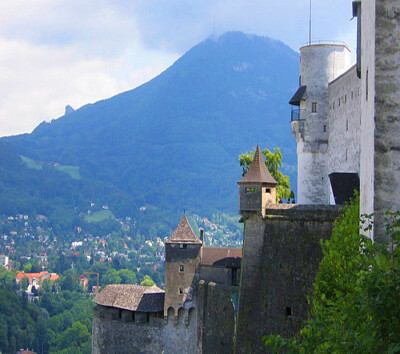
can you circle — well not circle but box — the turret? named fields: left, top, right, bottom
left=164, top=214, right=202, bottom=322
left=238, top=145, right=277, bottom=217
left=289, top=43, right=351, bottom=204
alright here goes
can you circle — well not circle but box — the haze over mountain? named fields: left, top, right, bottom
left=1, top=32, right=298, bottom=223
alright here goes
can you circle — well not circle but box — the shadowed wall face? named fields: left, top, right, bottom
left=235, top=205, right=340, bottom=353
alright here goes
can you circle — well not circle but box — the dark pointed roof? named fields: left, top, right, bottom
left=289, top=85, right=307, bottom=106
left=238, top=145, right=277, bottom=185
left=166, top=214, right=202, bottom=244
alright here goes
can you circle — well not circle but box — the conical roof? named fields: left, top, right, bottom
left=238, top=145, right=277, bottom=185
left=166, top=214, right=202, bottom=244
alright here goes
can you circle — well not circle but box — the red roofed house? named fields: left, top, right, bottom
left=16, top=271, right=59, bottom=289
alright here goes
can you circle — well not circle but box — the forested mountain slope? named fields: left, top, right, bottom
left=2, top=32, right=299, bottom=220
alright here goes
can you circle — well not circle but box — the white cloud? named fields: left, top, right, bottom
left=0, top=0, right=356, bottom=137
left=0, top=37, right=177, bottom=136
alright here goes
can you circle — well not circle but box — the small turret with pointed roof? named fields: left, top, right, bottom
left=164, top=213, right=202, bottom=318
left=238, top=145, right=277, bottom=217
left=166, top=214, right=202, bottom=244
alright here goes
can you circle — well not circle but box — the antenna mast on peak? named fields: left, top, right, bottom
left=308, top=0, right=312, bottom=45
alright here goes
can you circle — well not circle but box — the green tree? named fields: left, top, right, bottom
left=55, top=321, right=90, bottom=351
left=239, top=147, right=292, bottom=201
left=140, top=275, right=156, bottom=287
left=264, top=195, right=400, bottom=353
left=118, top=269, right=136, bottom=284
left=21, top=276, right=29, bottom=291
left=101, top=269, right=121, bottom=286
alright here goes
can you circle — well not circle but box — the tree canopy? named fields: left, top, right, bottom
left=239, top=147, right=293, bottom=201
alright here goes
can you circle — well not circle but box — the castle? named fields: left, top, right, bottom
left=290, top=0, right=400, bottom=242
left=92, top=1, right=400, bottom=352
left=92, top=213, right=242, bottom=353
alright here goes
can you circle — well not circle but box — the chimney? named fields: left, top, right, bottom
left=200, top=229, right=204, bottom=244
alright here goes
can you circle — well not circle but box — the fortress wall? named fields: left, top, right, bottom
left=197, top=281, right=238, bottom=354
left=328, top=66, right=361, bottom=178
left=373, top=0, right=400, bottom=240
left=198, top=265, right=232, bottom=285
left=162, top=305, right=199, bottom=354
left=295, top=45, right=351, bottom=204
left=235, top=205, right=341, bottom=353
left=92, top=306, right=164, bottom=354
left=360, top=0, right=376, bottom=234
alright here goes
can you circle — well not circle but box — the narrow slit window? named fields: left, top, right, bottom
left=179, top=265, right=184, bottom=272
left=179, top=288, right=184, bottom=295
left=285, top=307, right=292, bottom=317
left=311, top=102, right=317, bottom=113
left=323, top=125, right=327, bottom=133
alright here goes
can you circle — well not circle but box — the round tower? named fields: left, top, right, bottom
left=290, top=43, right=351, bottom=204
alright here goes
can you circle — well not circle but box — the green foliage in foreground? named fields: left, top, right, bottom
left=264, top=195, right=400, bottom=353
left=239, top=147, right=293, bottom=201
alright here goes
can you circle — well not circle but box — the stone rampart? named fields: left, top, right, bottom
left=92, top=306, right=164, bottom=354
left=235, top=205, right=341, bottom=353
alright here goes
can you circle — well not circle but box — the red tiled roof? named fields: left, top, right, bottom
left=166, top=214, right=201, bottom=244
left=16, top=271, right=49, bottom=279
left=201, top=247, right=242, bottom=268
left=238, top=145, right=277, bottom=185
left=50, top=274, right=59, bottom=281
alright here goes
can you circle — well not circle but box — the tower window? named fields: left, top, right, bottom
left=351, top=91, right=354, bottom=100
left=285, top=307, right=292, bottom=317
left=179, top=243, right=187, bottom=249
left=179, top=265, right=184, bottom=272
left=245, top=187, right=256, bottom=194
left=323, top=125, right=327, bottom=133
left=311, top=102, right=317, bottom=113
left=179, top=288, right=184, bottom=295
left=266, top=188, right=271, bottom=193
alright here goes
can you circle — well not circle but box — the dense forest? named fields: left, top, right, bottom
left=0, top=267, right=93, bottom=353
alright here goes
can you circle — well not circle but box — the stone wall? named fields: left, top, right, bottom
left=360, top=0, right=376, bottom=237
left=328, top=65, right=361, bottom=203
left=294, top=44, right=352, bottom=205
left=162, top=305, right=200, bottom=354
left=373, top=0, right=400, bottom=240
left=197, top=281, right=238, bottom=354
left=92, top=306, right=164, bottom=354
left=235, top=205, right=341, bottom=353
left=164, top=243, right=201, bottom=317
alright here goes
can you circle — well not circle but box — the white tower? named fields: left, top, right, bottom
left=290, top=43, right=351, bottom=204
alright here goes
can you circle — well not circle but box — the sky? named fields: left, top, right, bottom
left=0, top=0, right=357, bottom=137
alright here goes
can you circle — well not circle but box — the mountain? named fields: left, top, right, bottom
left=1, top=32, right=299, bottom=223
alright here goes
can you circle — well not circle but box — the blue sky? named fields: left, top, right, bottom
left=0, top=0, right=356, bottom=137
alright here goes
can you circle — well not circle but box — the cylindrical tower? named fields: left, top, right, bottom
left=290, top=43, right=351, bottom=204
